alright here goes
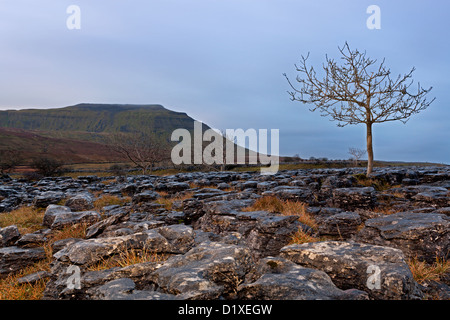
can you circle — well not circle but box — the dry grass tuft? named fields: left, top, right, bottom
left=0, top=240, right=53, bottom=300
left=47, top=223, right=88, bottom=244
left=407, top=256, right=450, bottom=284
left=0, top=262, right=50, bottom=300
left=93, top=194, right=131, bottom=211
left=289, top=229, right=322, bottom=245
left=87, top=247, right=168, bottom=271
left=155, top=191, right=194, bottom=211
left=0, top=206, right=45, bottom=235
left=354, top=174, right=396, bottom=192
left=0, top=209, right=90, bottom=300
left=243, top=195, right=317, bottom=229
left=101, top=179, right=117, bottom=186
left=370, top=206, right=404, bottom=215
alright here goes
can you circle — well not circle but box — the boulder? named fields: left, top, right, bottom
left=0, top=225, right=21, bottom=247
left=64, top=193, right=94, bottom=211
left=244, top=212, right=310, bottom=258
left=280, top=241, right=423, bottom=300
left=354, top=212, right=450, bottom=263
left=187, top=198, right=255, bottom=227
left=52, top=238, right=82, bottom=253
left=156, top=225, right=195, bottom=254
left=43, top=205, right=72, bottom=228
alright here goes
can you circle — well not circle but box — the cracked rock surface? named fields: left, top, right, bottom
left=0, top=165, right=449, bottom=299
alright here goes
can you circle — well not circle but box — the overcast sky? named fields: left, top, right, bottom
left=0, top=0, right=448, bottom=163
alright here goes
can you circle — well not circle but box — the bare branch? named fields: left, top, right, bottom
left=107, top=132, right=171, bottom=174
left=285, top=43, right=435, bottom=175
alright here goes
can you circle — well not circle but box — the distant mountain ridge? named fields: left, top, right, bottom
left=0, top=103, right=198, bottom=139
left=0, top=103, right=211, bottom=165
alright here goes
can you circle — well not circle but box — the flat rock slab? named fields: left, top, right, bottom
left=154, top=242, right=254, bottom=299
left=317, top=212, right=362, bottom=239
left=0, top=246, right=46, bottom=278
left=51, top=211, right=101, bottom=230
left=198, top=208, right=305, bottom=258
left=238, top=256, right=368, bottom=300
left=15, top=229, right=51, bottom=247
left=354, top=212, right=450, bottom=263
left=280, top=241, right=423, bottom=300
left=330, top=187, right=376, bottom=210
left=131, top=191, right=160, bottom=204
left=264, top=186, right=313, bottom=203
left=33, top=191, right=65, bottom=208
left=87, top=278, right=179, bottom=300
left=17, top=270, right=51, bottom=284
left=54, top=225, right=195, bottom=266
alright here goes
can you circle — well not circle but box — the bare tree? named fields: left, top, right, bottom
left=31, top=157, right=64, bottom=176
left=348, top=147, right=366, bottom=167
left=284, top=42, right=435, bottom=175
left=108, top=132, right=171, bottom=175
left=0, top=149, right=22, bottom=174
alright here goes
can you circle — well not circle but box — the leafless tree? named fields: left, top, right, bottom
left=108, top=132, right=171, bottom=175
left=30, top=157, right=64, bottom=177
left=284, top=42, right=435, bottom=175
left=348, top=147, right=367, bottom=167
left=0, top=149, right=22, bottom=174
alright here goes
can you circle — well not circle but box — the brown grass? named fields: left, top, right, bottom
left=47, top=223, right=88, bottom=244
left=87, top=247, right=168, bottom=271
left=0, top=240, right=53, bottom=300
left=354, top=174, right=398, bottom=192
left=101, top=179, right=117, bottom=186
left=0, top=260, right=50, bottom=300
left=0, top=206, right=45, bottom=235
left=155, top=191, right=194, bottom=211
left=93, top=194, right=131, bottom=211
left=370, top=206, right=404, bottom=215
left=243, top=195, right=317, bottom=229
left=0, top=210, right=89, bottom=300
left=407, top=256, right=450, bottom=284
left=289, top=229, right=322, bottom=245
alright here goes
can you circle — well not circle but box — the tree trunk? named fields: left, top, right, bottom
left=366, top=123, right=374, bottom=176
